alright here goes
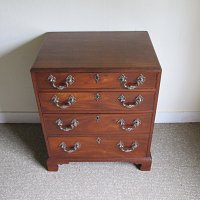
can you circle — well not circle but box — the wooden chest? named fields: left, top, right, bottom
left=31, top=32, right=161, bottom=171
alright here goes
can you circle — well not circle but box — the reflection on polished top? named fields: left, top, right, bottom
left=31, top=32, right=161, bottom=71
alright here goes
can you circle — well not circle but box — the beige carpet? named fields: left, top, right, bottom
left=0, top=123, right=200, bottom=200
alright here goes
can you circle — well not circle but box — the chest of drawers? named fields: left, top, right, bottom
left=31, top=32, right=161, bottom=171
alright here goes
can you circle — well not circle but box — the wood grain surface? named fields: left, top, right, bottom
left=35, top=72, right=157, bottom=90
left=48, top=135, right=149, bottom=158
left=39, top=91, right=155, bottom=113
left=31, top=32, right=161, bottom=71
left=30, top=32, right=161, bottom=171
left=43, top=113, right=152, bottom=136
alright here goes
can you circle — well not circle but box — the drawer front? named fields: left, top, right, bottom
left=43, top=113, right=152, bottom=136
left=48, top=135, right=149, bottom=158
left=35, top=72, right=157, bottom=90
left=39, top=91, right=155, bottom=113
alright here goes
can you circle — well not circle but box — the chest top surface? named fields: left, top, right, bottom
left=31, top=31, right=161, bottom=72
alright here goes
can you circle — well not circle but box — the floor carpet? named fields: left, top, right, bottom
left=0, top=123, right=199, bottom=200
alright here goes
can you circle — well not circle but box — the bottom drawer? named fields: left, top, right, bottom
left=48, top=135, right=149, bottom=158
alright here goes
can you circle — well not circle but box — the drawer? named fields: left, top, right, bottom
left=43, top=113, right=152, bottom=136
left=35, top=72, right=157, bottom=90
left=39, top=91, right=155, bottom=113
left=48, top=135, right=149, bottom=158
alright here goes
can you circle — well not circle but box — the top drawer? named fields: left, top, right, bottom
left=35, top=72, right=157, bottom=90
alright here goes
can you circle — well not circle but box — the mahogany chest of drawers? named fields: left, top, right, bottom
left=31, top=32, right=161, bottom=171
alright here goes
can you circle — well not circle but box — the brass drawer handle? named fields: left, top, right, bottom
left=56, top=119, right=79, bottom=132
left=117, top=118, right=141, bottom=132
left=118, top=94, right=144, bottom=109
left=119, top=74, right=145, bottom=90
left=48, top=74, right=75, bottom=90
left=51, top=95, right=76, bottom=109
left=117, top=141, right=139, bottom=153
left=59, top=142, right=81, bottom=153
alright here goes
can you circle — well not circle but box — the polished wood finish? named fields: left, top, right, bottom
left=43, top=113, right=152, bottom=136
left=31, top=32, right=160, bottom=71
left=35, top=72, right=157, bottom=90
left=48, top=135, right=149, bottom=158
left=39, top=91, right=155, bottom=113
left=31, top=32, right=161, bottom=172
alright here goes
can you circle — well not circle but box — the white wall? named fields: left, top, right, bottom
left=0, top=0, right=200, bottom=122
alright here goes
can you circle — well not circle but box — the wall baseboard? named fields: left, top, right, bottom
left=0, top=112, right=40, bottom=123
left=0, top=112, right=200, bottom=123
left=155, top=112, right=200, bottom=123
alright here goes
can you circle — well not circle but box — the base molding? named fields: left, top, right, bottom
left=0, top=112, right=200, bottom=123
left=46, top=156, right=152, bottom=172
